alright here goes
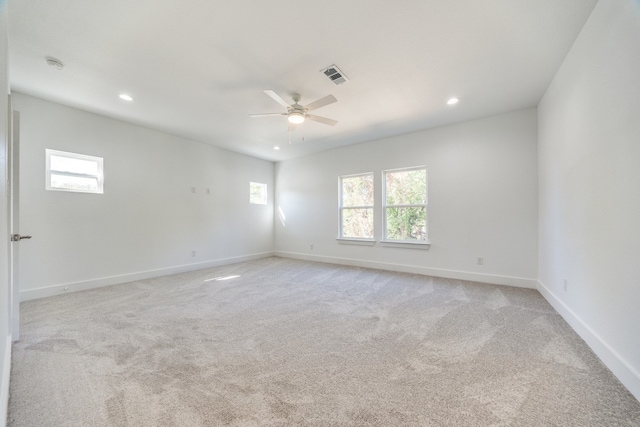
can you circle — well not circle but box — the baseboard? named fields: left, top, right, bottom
left=0, top=334, right=11, bottom=427
left=274, top=251, right=537, bottom=289
left=20, top=251, right=275, bottom=301
left=537, top=280, right=640, bottom=402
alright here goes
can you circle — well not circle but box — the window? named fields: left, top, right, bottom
left=46, top=149, right=104, bottom=194
left=383, top=167, right=427, bottom=242
left=249, top=182, right=267, bottom=204
left=339, top=173, right=374, bottom=239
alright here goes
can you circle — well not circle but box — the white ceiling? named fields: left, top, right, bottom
left=8, top=0, right=598, bottom=162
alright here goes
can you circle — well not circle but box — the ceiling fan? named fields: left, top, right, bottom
left=249, top=90, right=338, bottom=131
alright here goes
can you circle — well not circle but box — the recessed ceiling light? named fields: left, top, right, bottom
left=447, top=97, right=459, bottom=105
left=119, top=93, right=134, bottom=102
left=273, top=146, right=280, bottom=150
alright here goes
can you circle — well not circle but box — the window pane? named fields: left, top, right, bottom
left=51, top=173, right=99, bottom=192
left=385, top=169, right=426, bottom=205
left=250, top=182, right=267, bottom=204
left=342, top=175, right=373, bottom=207
left=50, top=155, right=99, bottom=175
left=46, top=149, right=104, bottom=194
left=342, top=208, right=374, bottom=238
left=386, top=206, right=426, bottom=240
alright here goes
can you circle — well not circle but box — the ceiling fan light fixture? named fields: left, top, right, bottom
left=288, top=112, right=305, bottom=124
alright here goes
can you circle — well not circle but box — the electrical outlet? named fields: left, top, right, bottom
left=310, top=243, right=314, bottom=250
left=563, top=278, right=568, bottom=292
left=191, top=250, right=196, bottom=257
left=477, top=257, right=484, bottom=265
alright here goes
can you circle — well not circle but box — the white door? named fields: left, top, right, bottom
left=9, top=109, right=27, bottom=340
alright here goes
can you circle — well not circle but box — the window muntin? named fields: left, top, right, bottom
left=249, top=182, right=267, bottom=204
left=339, top=173, right=374, bottom=239
left=46, top=149, right=104, bottom=194
left=383, top=167, right=427, bottom=242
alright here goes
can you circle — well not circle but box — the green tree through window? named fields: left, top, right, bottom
left=339, top=173, right=374, bottom=239
left=384, top=167, right=427, bottom=241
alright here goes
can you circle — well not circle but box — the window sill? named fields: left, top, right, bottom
left=336, top=239, right=430, bottom=249
left=380, top=240, right=431, bottom=250
left=336, top=238, right=376, bottom=246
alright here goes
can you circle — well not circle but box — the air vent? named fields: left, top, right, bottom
left=321, top=64, right=349, bottom=85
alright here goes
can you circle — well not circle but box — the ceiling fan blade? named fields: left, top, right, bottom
left=249, top=113, right=287, bottom=118
left=304, top=94, right=337, bottom=112
left=306, top=114, right=338, bottom=126
left=263, top=90, right=291, bottom=109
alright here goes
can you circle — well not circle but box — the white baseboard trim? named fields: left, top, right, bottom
left=1, top=334, right=11, bottom=427
left=274, top=251, right=537, bottom=289
left=20, top=251, right=275, bottom=302
left=537, top=280, right=640, bottom=402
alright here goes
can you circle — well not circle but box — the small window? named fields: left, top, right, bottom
left=46, top=149, right=104, bottom=194
left=249, top=182, right=267, bottom=204
left=339, top=173, right=374, bottom=239
left=383, top=167, right=427, bottom=242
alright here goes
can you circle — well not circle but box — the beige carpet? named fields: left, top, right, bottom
left=8, top=257, right=640, bottom=426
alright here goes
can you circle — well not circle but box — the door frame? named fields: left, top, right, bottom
left=9, top=106, right=20, bottom=340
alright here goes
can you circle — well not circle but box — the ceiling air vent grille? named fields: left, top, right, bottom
left=321, top=64, right=349, bottom=85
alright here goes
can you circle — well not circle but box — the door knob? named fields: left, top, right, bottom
left=11, top=234, right=32, bottom=242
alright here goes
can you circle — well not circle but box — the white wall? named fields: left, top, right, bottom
left=275, top=108, right=538, bottom=287
left=538, top=0, right=640, bottom=400
left=0, top=2, right=9, bottom=425
left=13, top=93, right=274, bottom=300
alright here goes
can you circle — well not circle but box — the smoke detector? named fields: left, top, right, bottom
left=45, top=57, right=64, bottom=70
left=321, top=64, right=348, bottom=85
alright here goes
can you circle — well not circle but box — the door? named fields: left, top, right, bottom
left=9, top=109, right=27, bottom=340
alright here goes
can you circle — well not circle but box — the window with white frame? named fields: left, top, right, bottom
left=46, top=149, right=104, bottom=194
left=339, top=173, right=374, bottom=239
left=249, top=182, right=267, bottom=204
left=383, top=167, right=427, bottom=242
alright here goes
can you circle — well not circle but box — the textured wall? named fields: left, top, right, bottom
left=14, top=93, right=274, bottom=297
left=275, top=109, right=538, bottom=286
left=538, top=0, right=640, bottom=400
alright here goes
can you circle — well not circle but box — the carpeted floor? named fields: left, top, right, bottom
left=8, top=257, right=640, bottom=426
